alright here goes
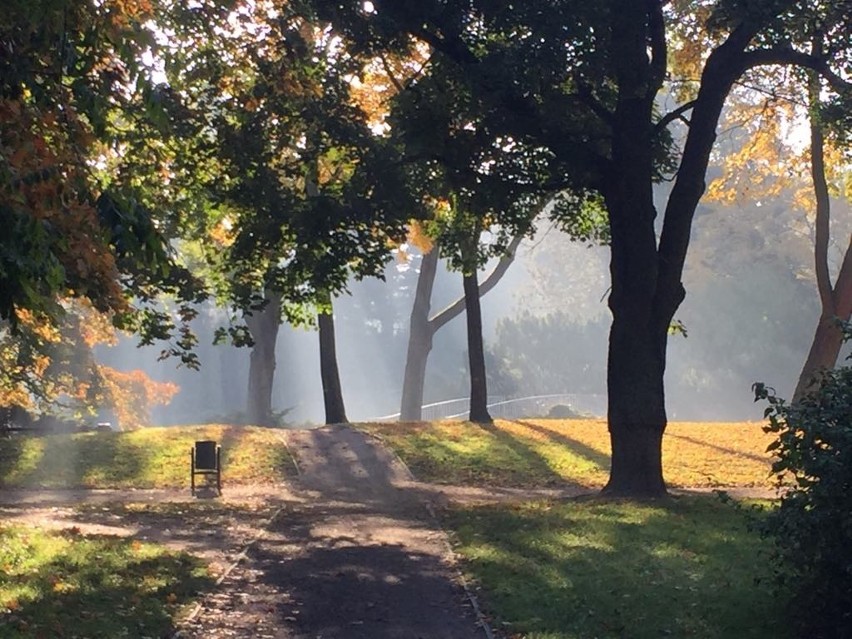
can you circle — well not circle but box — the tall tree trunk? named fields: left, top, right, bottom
left=463, top=268, right=492, bottom=424
left=603, top=137, right=668, bottom=496
left=400, top=246, right=439, bottom=421
left=399, top=234, right=523, bottom=421
left=792, top=64, right=852, bottom=402
left=602, top=3, right=669, bottom=497
left=318, top=296, right=348, bottom=424
left=601, top=6, right=752, bottom=497
left=245, top=290, right=282, bottom=426
left=604, top=315, right=668, bottom=496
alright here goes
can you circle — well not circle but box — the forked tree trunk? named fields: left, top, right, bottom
left=399, top=235, right=523, bottom=421
left=792, top=64, right=852, bottom=402
left=463, top=269, right=492, bottom=424
left=318, top=297, right=348, bottom=424
left=245, top=290, right=282, bottom=426
left=600, top=5, right=751, bottom=497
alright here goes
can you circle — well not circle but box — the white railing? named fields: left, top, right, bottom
left=373, top=393, right=605, bottom=421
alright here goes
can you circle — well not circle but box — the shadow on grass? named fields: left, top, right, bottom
left=514, top=419, right=612, bottom=471
left=444, top=495, right=788, bottom=639
left=0, top=528, right=214, bottom=639
left=469, top=421, right=570, bottom=487
left=666, top=432, right=769, bottom=463
left=0, top=425, right=297, bottom=491
left=0, top=432, right=150, bottom=488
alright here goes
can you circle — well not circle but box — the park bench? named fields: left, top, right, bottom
left=191, top=440, right=222, bottom=495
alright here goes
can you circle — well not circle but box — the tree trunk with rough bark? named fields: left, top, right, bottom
left=602, top=5, right=750, bottom=497
left=604, top=315, right=668, bottom=496
left=463, top=267, right=492, bottom=424
left=318, top=297, right=348, bottom=424
left=399, top=235, right=523, bottom=421
left=245, top=290, right=282, bottom=426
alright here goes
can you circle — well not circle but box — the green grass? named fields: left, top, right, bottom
left=0, top=424, right=296, bottom=488
left=445, top=496, right=787, bottom=639
left=0, top=524, right=214, bottom=639
left=361, top=419, right=776, bottom=489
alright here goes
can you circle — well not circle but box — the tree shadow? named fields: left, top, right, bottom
left=468, top=420, right=570, bottom=486
left=442, top=495, right=788, bottom=639
left=240, top=503, right=483, bottom=639
left=0, top=528, right=214, bottom=638
left=68, top=499, right=287, bottom=557
left=513, top=419, right=611, bottom=471
left=666, top=432, right=769, bottom=463
left=287, top=426, right=426, bottom=514
left=1, top=431, right=148, bottom=488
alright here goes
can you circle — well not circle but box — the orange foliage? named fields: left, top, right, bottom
left=348, top=44, right=431, bottom=132
left=0, top=96, right=126, bottom=315
left=96, top=367, right=179, bottom=430
left=406, top=219, right=435, bottom=253
left=74, top=300, right=120, bottom=349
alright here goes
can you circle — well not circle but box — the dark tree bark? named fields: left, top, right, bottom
left=793, top=65, right=852, bottom=402
left=318, top=1, right=842, bottom=495
left=602, top=7, right=756, bottom=497
left=245, top=290, right=282, bottom=426
left=318, top=296, right=348, bottom=424
left=463, top=268, right=492, bottom=423
left=399, top=234, right=522, bottom=421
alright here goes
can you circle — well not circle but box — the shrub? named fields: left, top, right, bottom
left=754, top=362, right=852, bottom=638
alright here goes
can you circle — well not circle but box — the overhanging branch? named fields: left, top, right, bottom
left=429, top=232, right=525, bottom=332
left=742, top=47, right=852, bottom=93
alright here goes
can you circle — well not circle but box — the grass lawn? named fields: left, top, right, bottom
left=0, top=524, right=213, bottom=639
left=445, top=496, right=787, bottom=639
left=0, top=424, right=296, bottom=489
left=360, top=419, right=776, bottom=489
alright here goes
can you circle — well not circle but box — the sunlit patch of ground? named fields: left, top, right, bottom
left=0, top=524, right=213, bottom=639
left=0, top=425, right=296, bottom=489
left=444, top=496, right=788, bottom=639
left=360, top=419, right=776, bottom=489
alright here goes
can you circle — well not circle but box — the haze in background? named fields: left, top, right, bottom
left=96, top=189, right=850, bottom=425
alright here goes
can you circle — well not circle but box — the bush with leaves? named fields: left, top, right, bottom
left=754, top=348, right=852, bottom=638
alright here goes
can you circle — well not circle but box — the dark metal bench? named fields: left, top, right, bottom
left=191, top=440, right=221, bottom=495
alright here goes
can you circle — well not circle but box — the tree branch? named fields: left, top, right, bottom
left=647, top=0, right=668, bottom=96
left=742, top=48, right=852, bottom=93
left=574, top=80, right=615, bottom=127
left=429, top=232, right=524, bottom=332
left=378, top=53, right=405, bottom=93
left=809, top=73, right=834, bottom=314
left=653, top=100, right=697, bottom=135
left=408, top=25, right=478, bottom=66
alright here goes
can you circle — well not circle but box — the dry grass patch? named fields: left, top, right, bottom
left=0, top=425, right=295, bottom=489
left=360, top=419, right=775, bottom=489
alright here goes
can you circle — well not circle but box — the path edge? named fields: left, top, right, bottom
left=361, top=427, right=497, bottom=639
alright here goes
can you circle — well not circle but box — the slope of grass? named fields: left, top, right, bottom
left=0, top=425, right=295, bottom=489
left=360, top=419, right=776, bottom=489
left=446, top=496, right=786, bottom=639
left=0, top=524, right=213, bottom=638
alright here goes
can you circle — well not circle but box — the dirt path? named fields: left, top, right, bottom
left=178, top=425, right=489, bottom=639
left=0, top=485, right=292, bottom=575
left=1, top=426, right=778, bottom=638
